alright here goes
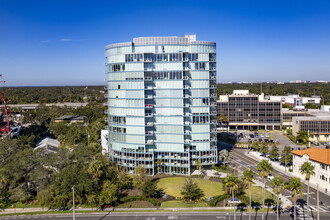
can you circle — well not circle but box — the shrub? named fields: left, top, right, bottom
left=119, top=196, right=160, bottom=206
left=209, top=194, right=230, bottom=207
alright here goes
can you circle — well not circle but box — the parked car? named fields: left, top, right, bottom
left=260, top=134, right=264, bottom=138
left=265, top=139, right=270, bottom=143
left=250, top=134, right=254, bottom=138
left=265, top=133, right=269, bottom=138
left=248, top=139, right=252, bottom=143
left=314, top=142, right=320, bottom=146
left=255, top=134, right=259, bottom=138
left=258, top=138, right=263, bottom=142
left=267, top=173, right=274, bottom=180
left=270, top=139, right=274, bottom=143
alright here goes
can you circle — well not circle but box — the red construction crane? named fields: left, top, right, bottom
left=0, top=74, right=10, bottom=133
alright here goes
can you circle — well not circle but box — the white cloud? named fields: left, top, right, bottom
left=59, top=38, right=72, bottom=42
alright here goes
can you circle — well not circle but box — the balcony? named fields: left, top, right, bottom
left=104, top=94, right=108, bottom=98
left=144, top=58, right=153, bottom=62
left=145, top=104, right=153, bottom=108
left=144, top=77, right=152, bottom=81
left=210, top=93, right=216, bottom=97
left=104, top=110, right=108, bottom=114
left=211, top=137, right=217, bottom=142
left=210, top=85, right=216, bottom=89
left=185, top=112, right=192, bottom=116
left=144, top=68, right=153, bottom=72
left=210, top=120, right=217, bottom=124
left=144, top=86, right=153, bottom=90
left=211, top=129, right=217, bottom=133
left=183, top=58, right=189, bottom=62
left=184, top=131, right=191, bottom=135
left=184, top=85, right=190, bottom=89
left=209, top=58, right=216, bottom=62
left=105, top=118, right=109, bottom=122
left=210, top=67, right=216, bottom=71
left=104, top=86, right=108, bottom=90
left=183, top=76, right=190, bottom=80
left=183, top=67, right=190, bottom=71
left=145, top=122, right=154, bottom=126
left=210, top=102, right=216, bottom=106
left=210, top=111, right=217, bottom=115
left=145, top=140, right=154, bottom=145
left=184, top=94, right=190, bottom=98
left=103, top=103, right=108, bottom=106
left=184, top=139, right=191, bottom=144
left=184, top=121, right=192, bottom=125
left=209, top=76, right=216, bottom=80
left=145, top=113, right=153, bottom=117
left=145, top=95, right=153, bottom=99
left=145, top=131, right=154, bottom=136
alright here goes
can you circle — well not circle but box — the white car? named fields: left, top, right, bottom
left=265, top=133, right=269, bottom=138
left=267, top=173, right=274, bottom=180
left=260, top=134, right=264, bottom=138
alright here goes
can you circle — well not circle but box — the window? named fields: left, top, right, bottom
left=118, top=85, right=120, bottom=89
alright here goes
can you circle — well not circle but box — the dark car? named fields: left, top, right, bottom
left=258, top=138, right=263, bottom=142
left=265, top=139, right=270, bottom=143
left=270, top=139, right=274, bottom=143
left=250, top=134, right=254, bottom=138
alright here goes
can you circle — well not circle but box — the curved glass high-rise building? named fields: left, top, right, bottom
left=105, top=34, right=217, bottom=175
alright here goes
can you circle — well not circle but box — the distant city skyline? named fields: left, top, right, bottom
left=1, top=0, right=330, bottom=86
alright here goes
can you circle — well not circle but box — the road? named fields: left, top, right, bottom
left=231, top=148, right=330, bottom=219
left=2, top=212, right=330, bottom=220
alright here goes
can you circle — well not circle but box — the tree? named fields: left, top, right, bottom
left=88, top=160, right=104, bottom=180
left=155, top=158, right=164, bottom=174
left=252, top=142, right=260, bottom=151
left=180, top=177, right=204, bottom=202
left=257, top=159, right=273, bottom=220
left=270, top=176, right=284, bottom=220
left=98, top=180, right=118, bottom=206
left=296, top=131, right=309, bottom=144
left=242, top=168, right=254, bottom=220
left=223, top=174, right=239, bottom=220
left=300, top=162, right=315, bottom=210
left=269, top=145, right=279, bottom=161
left=285, top=177, right=304, bottom=220
left=196, top=159, right=202, bottom=173
left=259, top=143, right=269, bottom=156
left=141, top=180, right=159, bottom=198
left=280, top=146, right=293, bottom=171
left=219, top=149, right=232, bottom=166
left=113, top=164, right=131, bottom=194
left=133, top=165, right=147, bottom=188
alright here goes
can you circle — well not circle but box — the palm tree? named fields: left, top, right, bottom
left=270, top=176, right=284, bottom=220
left=224, top=174, right=239, bottom=220
left=88, top=160, right=103, bottom=180
left=155, top=158, right=164, bottom=174
left=300, top=161, right=315, bottom=210
left=285, top=177, right=304, bottom=220
left=257, top=159, right=273, bottom=220
left=242, top=168, right=254, bottom=220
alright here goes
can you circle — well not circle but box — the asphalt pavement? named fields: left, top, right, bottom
left=230, top=148, right=330, bottom=219
left=2, top=212, right=330, bottom=220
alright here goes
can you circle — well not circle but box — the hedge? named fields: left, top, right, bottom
left=209, top=194, right=230, bottom=207
left=119, top=196, right=161, bottom=206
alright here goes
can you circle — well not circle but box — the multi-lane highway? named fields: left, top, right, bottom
left=231, top=148, right=330, bottom=219
left=2, top=212, right=330, bottom=220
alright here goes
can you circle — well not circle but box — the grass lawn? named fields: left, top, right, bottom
left=157, top=177, right=223, bottom=198
left=117, top=201, right=155, bottom=208
left=160, top=200, right=209, bottom=208
left=245, top=185, right=275, bottom=204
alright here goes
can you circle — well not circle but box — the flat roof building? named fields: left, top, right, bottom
left=105, top=35, right=217, bottom=175
left=217, top=90, right=281, bottom=130
left=269, top=95, right=321, bottom=109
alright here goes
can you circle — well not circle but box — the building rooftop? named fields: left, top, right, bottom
left=35, top=137, right=60, bottom=153
left=291, top=148, right=330, bottom=165
left=105, top=34, right=215, bottom=49
left=55, top=115, right=85, bottom=121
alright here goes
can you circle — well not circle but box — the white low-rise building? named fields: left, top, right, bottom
left=101, top=129, right=109, bottom=154
left=292, top=148, right=330, bottom=192
left=35, top=137, right=60, bottom=153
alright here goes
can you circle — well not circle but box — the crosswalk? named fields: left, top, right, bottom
left=295, top=205, right=330, bottom=220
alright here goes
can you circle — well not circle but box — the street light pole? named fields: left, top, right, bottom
left=72, top=185, right=75, bottom=220
left=317, top=184, right=320, bottom=220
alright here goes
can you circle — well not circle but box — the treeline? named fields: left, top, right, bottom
left=216, top=83, right=330, bottom=105
left=2, top=86, right=106, bottom=104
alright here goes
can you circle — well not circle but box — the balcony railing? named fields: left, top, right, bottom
left=144, top=77, right=152, bottom=81
left=183, top=76, right=190, bottom=80
left=146, top=140, right=154, bottom=144
left=144, top=68, right=153, bottom=71
left=145, top=113, right=153, bottom=117
left=145, top=95, right=153, bottom=99
left=145, top=104, right=153, bottom=108
left=145, top=122, right=154, bottom=126
left=145, top=131, right=153, bottom=135
left=210, top=111, right=217, bottom=115
left=210, top=85, right=216, bottom=89
left=210, top=67, right=216, bottom=71
left=183, top=58, right=189, bottom=62
left=144, top=86, right=153, bottom=90
left=144, top=58, right=153, bottom=62
left=209, top=58, right=216, bottom=62
left=104, top=110, right=108, bottom=114
left=210, top=76, right=216, bottom=80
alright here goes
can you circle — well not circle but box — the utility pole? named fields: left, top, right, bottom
left=72, top=185, right=75, bottom=220
left=317, top=184, right=320, bottom=220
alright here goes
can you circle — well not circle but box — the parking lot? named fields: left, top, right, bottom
left=234, top=130, right=304, bottom=151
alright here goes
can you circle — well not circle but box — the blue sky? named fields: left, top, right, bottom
left=0, top=0, right=329, bottom=86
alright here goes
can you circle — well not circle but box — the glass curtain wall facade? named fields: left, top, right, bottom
left=105, top=35, right=217, bottom=175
